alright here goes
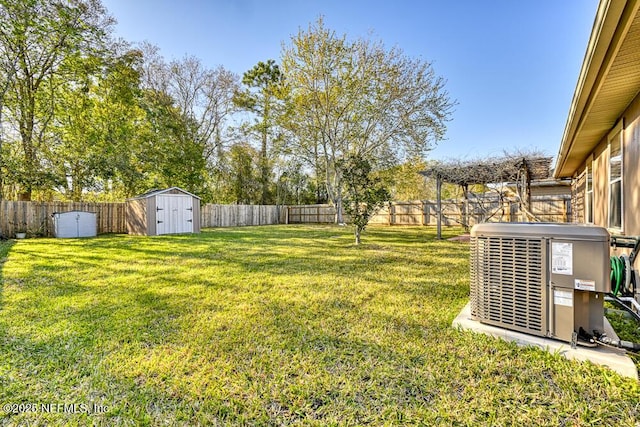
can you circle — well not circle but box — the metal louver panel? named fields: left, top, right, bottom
left=470, top=236, right=544, bottom=335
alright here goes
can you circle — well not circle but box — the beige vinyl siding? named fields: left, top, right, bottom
left=587, top=163, right=594, bottom=223
left=593, top=146, right=609, bottom=228
left=571, top=89, right=640, bottom=235
left=572, top=171, right=586, bottom=223
left=623, top=101, right=640, bottom=235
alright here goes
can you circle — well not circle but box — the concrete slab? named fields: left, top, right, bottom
left=453, top=302, right=638, bottom=380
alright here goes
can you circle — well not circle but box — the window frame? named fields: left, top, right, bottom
left=585, top=163, right=593, bottom=224
left=607, top=121, right=624, bottom=232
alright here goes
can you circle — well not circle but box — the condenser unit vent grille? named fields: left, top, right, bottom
left=470, top=236, right=544, bottom=334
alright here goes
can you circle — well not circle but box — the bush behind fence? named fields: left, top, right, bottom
left=0, top=196, right=570, bottom=237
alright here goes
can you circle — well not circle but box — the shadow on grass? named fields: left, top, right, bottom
left=1, top=228, right=472, bottom=319
left=81, top=281, right=469, bottom=424
left=1, top=227, right=639, bottom=424
left=0, top=263, right=201, bottom=424
left=0, top=226, right=471, bottom=423
left=0, top=239, right=16, bottom=311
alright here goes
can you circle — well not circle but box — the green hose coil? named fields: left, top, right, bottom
left=610, top=256, right=624, bottom=296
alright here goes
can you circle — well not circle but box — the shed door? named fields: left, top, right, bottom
left=156, top=195, right=194, bottom=235
left=55, top=213, right=80, bottom=238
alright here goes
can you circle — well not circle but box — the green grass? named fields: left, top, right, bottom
left=605, top=302, right=640, bottom=367
left=0, top=225, right=638, bottom=426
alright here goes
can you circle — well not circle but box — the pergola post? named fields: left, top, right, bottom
left=462, top=183, right=469, bottom=232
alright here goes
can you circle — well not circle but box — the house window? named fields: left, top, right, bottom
left=586, top=165, right=593, bottom=224
left=608, top=129, right=623, bottom=230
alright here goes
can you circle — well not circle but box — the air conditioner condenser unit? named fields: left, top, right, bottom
left=470, top=223, right=610, bottom=345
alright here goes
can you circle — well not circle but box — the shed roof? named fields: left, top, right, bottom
left=555, top=0, right=640, bottom=177
left=128, top=187, right=201, bottom=200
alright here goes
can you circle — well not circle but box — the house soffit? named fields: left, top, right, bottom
left=556, top=0, right=640, bottom=177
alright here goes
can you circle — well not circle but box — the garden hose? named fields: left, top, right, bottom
left=607, top=292, right=640, bottom=324
left=621, top=254, right=632, bottom=295
left=610, top=256, right=624, bottom=296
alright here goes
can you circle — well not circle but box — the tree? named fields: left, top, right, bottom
left=129, top=85, right=210, bottom=199
left=234, top=60, right=285, bottom=204
left=226, top=143, right=260, bottom=204
left=165, top=56, right=238, bottom=167
left=341, top=154, right=390, bottom=245
left=141, top=49, right=239, bottom=199
left=274, top=158, right=319, bottom=205
left=0, top=21, right=16, bottom=199
left=281, top=17, right=454, bottom=222
left=134, top=46, right=239, bottom=201
left=0, top=0, right=114, bottom=200
left=49, top=48, right=146, bottom=201
left=377, top=158, right=437, bottom=201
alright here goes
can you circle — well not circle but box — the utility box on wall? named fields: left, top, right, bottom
left=126, top=187, right=201, bottom=236
left=52, top=211, right=97, bottom=238
left=470, top=223, right=610, bottom=344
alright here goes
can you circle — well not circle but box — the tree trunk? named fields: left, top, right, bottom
left=335, top=191, right=344, bottom=224
left=18, top=87, right=37, bottom=202
left=260, top=117, right=269, bottom=204
left=462, top=184, right=469, bottom=232
left=355, top=226, right=361, bottom=245
left=324, top=156, right=344, bottom=224
left=436, top=175, right=442, bottom=240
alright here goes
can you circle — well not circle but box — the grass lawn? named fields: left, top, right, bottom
left=0, top=225, right=638, bottom=425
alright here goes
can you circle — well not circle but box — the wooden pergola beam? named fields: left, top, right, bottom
left=420, top=155, right=553, bottom=236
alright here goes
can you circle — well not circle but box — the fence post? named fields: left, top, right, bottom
left=421, top=200, right=426, bottom=226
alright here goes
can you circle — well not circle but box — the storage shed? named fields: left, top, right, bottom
left=52, top=211, right=97, bottom=238
left=126, top=187, right=201, bottom=236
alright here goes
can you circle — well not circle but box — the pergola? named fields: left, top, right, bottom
left=420, top=155, right=553, bottom=239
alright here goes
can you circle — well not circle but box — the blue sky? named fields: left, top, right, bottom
left=101, top=0, right=599, bottom=164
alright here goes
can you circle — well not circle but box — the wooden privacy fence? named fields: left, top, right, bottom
left=200, top=204, right=285, bottom=228
left=286, top=204, right=337, bottom=224
left=0, top=201, right=126, bottom=237
left=0, top=201, right=285, bottom=237
left=0, top=196, right=571, bottom=237
left=287, top=196, right=572, bottom=226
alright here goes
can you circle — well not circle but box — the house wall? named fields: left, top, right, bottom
left=626, top=95, right=640, bottom=235
left=572, top=90, right=640, bottom=235
left=593, top=143, right=608, bottom=227
left=531, top=185, right=571, bottom=197
left=571, top=172, right=585, bottom=223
